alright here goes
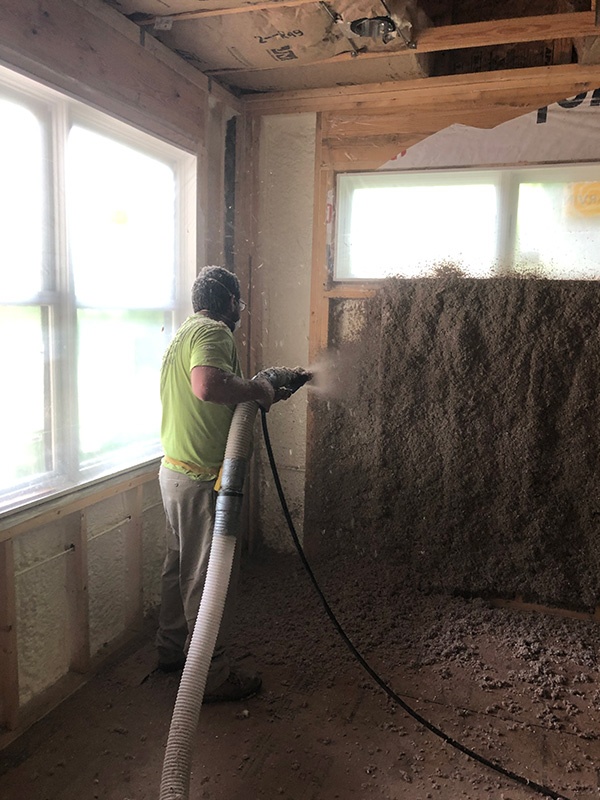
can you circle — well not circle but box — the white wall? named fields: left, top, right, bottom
left=255, top=113, right=316, bottom=550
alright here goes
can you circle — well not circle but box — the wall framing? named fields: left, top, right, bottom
left=243, top=64, right=600, bottom=555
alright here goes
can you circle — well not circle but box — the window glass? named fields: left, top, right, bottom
left=77, top=309, right=169, bottom=464
left=67, top=126, right=176, bottom=308
left=516, top=182, right=600, bottom=278
left=0, top=99, right=45, bottom=300
left=336, top=166, right=600, bottom=281
left=0, top=306, right=47, bottom=487
left=0, top=66, right=194, bottom=514
left=345, top=183, right=497, bottom=279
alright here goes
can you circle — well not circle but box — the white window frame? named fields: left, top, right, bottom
left=334, top=163, right=600, bottom=281
left=0, top=65, right=196, bottom=515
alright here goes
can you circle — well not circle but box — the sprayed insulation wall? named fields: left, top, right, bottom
left=306, top=276, right=600, bottom=612
left=11, top=480, right=164, bottom=708
left=254, top=114, right=316, bottom=550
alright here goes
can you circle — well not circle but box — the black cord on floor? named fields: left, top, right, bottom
left=260, top=408, right=571, bottom=800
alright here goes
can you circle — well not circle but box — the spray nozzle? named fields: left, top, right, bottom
left=253, top=366, right=313, bottom=395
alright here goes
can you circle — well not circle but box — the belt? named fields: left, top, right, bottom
left=163, top=455, right=218, bottom=480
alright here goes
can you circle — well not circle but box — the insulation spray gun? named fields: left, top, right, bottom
left=253, top=365, right=313, bottom=400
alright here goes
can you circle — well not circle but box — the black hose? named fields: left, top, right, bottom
left=260, top=408, right=571, bottom=800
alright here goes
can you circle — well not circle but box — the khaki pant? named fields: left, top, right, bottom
left=156, top=464, right=240, bottom=691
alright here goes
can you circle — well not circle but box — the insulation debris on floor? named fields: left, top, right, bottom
left=0, top=550, right=598, bottom=799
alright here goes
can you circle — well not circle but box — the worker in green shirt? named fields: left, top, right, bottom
left=156, top=265, right=284, bottom=702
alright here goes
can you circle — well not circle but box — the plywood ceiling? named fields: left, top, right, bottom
left=105, top=0, right=600, bottom=94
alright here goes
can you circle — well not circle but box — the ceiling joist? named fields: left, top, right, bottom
left=206, top=11, right=599, bottom=77
left=243, top=62, right=600, bottom=114
left=137, top=0, right=317, bottom=23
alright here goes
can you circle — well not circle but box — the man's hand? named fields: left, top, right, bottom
left=273, top=387, right=293, bottom=403
left=251, top=367, right=313, bottom=410
left=251, top=376, right=276, bottom=411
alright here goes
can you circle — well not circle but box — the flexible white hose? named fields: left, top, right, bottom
left=159, top=534, right=237, bottom=800
left=159, top=401, right=258, bottom=800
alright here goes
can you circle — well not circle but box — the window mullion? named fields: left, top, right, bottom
left=495, top=171, right=518, bottom=275
left=52, top=100, right=79, bottom=483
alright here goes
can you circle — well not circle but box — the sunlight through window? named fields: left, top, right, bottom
left=0, top=66, right=195, bottom=513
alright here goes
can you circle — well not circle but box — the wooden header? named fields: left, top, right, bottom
left=243, top=63, right=600, bottom=115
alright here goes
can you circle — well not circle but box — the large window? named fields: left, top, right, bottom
left=335, top=166, right=600, bottom=280
left=0, top=66, right=196, bottom=513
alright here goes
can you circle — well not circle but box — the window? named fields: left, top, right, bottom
left=0, top=66, right=196, bottom=514
left=335, top=166, right=600, bottom=281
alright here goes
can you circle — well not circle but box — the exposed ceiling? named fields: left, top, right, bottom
left=104, top=0, right=600, bottom=95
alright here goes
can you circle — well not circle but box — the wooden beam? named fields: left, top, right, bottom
left=66, top=513, right=90, bottom=674
left=0, top=0, right=207, bottom=149
left=323, top=106, right=538, bottom=140
left=123, top=488, right=144, bottom=634
left=233, top=112, right=266, bottom=553
left=308, top=115, right=333, bottom=364
left=243, top=62, right=600, bottom=114
left=0, top=540, right=19, bottom=731
left=208, top=12, right=598, bottom=77
left=304, top=112, right=328, bottom=558
left=325, top=285, right=378, bottom=299
left=206, top=101, right=227, bottom=266
left=139, top=0, right=318, bottom=23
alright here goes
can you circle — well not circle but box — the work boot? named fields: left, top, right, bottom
left=203, top=670, right=262, bottom=703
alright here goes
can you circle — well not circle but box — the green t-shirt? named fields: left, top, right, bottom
left=160, top=314, right=242, bottom=481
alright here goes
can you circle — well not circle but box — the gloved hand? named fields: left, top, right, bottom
left=253, top=366, right=313, bottom=395
left=251, top=375, right=276, bottom=411
left=273, top=387, right=294, bottom=403
left=252, top=366, right=312, bottom=410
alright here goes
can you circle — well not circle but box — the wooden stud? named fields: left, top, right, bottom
left=0, top=540, right=19, bottom=730
left=236, top=112, right=262, bottom=552
left=308, top=115, right=333, bottom=364
left=303, top=114, right=330, bottom=557
left=124, top=487, right=144, bottom=634
left=206, top=100, right=227, bottom=267
left=67, top=512, right=90, bottom=674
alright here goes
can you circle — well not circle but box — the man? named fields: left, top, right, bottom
left=156, top=265, right=281, bottom=702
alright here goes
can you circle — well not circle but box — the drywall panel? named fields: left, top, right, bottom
left=256, top=113, right=316, bottom=549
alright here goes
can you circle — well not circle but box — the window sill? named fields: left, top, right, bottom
left=0, top=459, right=162, bottom=541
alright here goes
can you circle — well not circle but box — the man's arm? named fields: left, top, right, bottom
left=191, top=365, right=276, bottom=410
